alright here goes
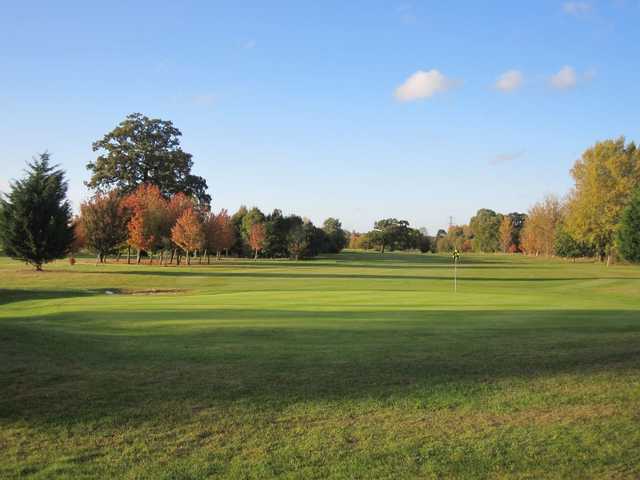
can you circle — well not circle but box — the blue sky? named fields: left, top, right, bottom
left=1, top=1, right=639, bottom=233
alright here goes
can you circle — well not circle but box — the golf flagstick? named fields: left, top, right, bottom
left=453, top=249, right=460, bottom=292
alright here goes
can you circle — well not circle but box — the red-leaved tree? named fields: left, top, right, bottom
left=171, top=208, right=204, bottom=265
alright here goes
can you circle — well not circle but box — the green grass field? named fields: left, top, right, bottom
left=1, top=251, right=639, bottom=479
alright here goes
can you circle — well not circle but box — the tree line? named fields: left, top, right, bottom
left=1, top=113, right=640, bottom=269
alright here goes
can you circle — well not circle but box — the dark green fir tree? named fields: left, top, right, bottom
left=0, top=153, right=74, bottom=270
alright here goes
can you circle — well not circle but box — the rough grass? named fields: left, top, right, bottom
left=1, top=251, right=639, bottom=479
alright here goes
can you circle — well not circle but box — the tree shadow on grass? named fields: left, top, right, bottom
left=0, top=289, right=105, bottom=306
left=84, top=269, right=634, bottom=283
left=1, top=308, right=639, bottom=426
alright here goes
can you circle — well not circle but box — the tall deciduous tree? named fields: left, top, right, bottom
left=373, top=218, right=410, bottom=253
left=241, top=207, right=265, bottom=241
left=248, top=222, right=266, bottom=259
left=0, top=153, right=74, bottom=270
left=80, top=191, right=128, bottom=263
left=171, top=208, right=204, bottom=265
left=123, top=184, right=168, bottom=263
left=469, top=209, right=502, bottom=252
left=565, top=137, right=640, bottom=264
left=288, top=224, right=309, bottom=260
left=499, top=216, right=514, bottom=253
left=618, top=188, right=640, bottom=263
left=86, top=113, right=211, bottom=205
left=521, top=195, right=563, bottom=256
left=322, top=217, right=348, bottom=253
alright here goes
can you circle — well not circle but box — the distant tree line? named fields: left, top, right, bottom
left=348, top=219, right=431, bottom=253
left=345, top=137, right=640, bottom=265
left=1, top=113, right=640, bottom=269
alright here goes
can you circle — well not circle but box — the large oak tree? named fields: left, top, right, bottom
left=86, top=113, right=211, bottom=205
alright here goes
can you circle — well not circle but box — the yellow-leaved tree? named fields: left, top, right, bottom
left=565, top=137, right=640, bottom=265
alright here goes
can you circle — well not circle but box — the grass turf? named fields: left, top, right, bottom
left=1, top=251, right=639, bottom=479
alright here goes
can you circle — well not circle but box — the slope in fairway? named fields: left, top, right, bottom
left=1, top=252, right=639, bottom=479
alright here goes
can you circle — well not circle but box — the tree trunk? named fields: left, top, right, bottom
left=149, top=252, right=153, bottom=265
left=170, top=249, right=175, bottom=265
left=136, top=250, right=141, bottom=264
left=254, top=249, right=258, bottom=260
left=96, top=253, right=101, bottom=266
left=607, top=254, right=611, bottom=267
left=159, top=250, right=164, bottom=265
left=380, top=243, right=385, bottom=254
left=127, top=246, right=131, bottom=265
left=186, top=251, right=191, bottom=265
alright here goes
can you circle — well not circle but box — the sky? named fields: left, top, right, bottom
left=1, top=1, right=640, bottom=234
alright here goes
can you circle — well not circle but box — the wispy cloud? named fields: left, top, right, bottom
left=0, top=178, right=9, bottom=194
left=563, top=1, right=592, bottom=15
left=495, top=70, right=523, bottom=92
left=394, top=69, right=459, bottom=102
left=490, top=151, right=526, bottom=166
left=191, top=94, right=216, bottom=107
left=243, top=40, right=256, bottom=49
left=550, top=66, right=578, bottom=89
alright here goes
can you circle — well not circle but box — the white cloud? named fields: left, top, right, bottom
left=394, top=69, right=458, bottom=102
left=490, top=151, right=525, bottom=165
left=550, top=66, right=577, bottom=89
left=0, top=178, right=9, bottom=194
left=495, top=70, right=523, bottom=92
left=563, top=2, right=592, bottom=15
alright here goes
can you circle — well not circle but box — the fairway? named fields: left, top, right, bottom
left=1, top=252, right=640, bottom=479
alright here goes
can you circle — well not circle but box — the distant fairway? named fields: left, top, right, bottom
left=1, top=251, right=639, bottom=479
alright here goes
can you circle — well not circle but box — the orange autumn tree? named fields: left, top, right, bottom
left=499, top=216, right=514, bottom=253
left=203, top=209, right=234, bottom=262
left=171, top=208, right=204, bottom=265
left=248, top=222, right=266, bottom=259
left=165, top=192, right=196, bottom=263
left=123, top=184, right=168, bottom=264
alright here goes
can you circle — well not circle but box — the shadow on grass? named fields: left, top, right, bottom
left=0, top=289, right=104, bottom=306
left=83, top=269, right=632, bottom=283
left=1, top=308, right=639, bottom=425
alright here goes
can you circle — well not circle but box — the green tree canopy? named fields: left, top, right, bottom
left=469, top=209, right=502, bottom=252
left=322, top=217, right=348, bottom=253
left=0, top=153, right=74, bottom=270
left=372, top=218, right=411, bottom=253
left=618, top=188, right=640, bottom=263
left=86, top=113, right=211, bottom=205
